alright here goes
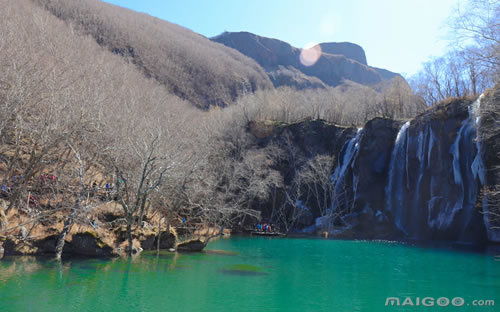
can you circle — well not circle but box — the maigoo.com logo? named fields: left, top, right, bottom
left=385, top=297, right=495, bottom=307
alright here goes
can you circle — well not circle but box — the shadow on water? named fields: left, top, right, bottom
left=219, top=264, right=268, bottom=276
left=383, top=239, right=500, bottom=257
left=204, top=249, right=239, bottom=256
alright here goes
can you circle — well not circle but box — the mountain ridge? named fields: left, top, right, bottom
left=212, top=31, right=403, bottom=90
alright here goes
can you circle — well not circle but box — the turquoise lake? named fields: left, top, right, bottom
left=0, top=237, right=499, bottom=312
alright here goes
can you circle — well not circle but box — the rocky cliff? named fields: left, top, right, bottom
left=249, top=90, right=499, bottom=245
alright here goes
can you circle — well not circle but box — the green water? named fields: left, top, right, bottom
left=0, top=237, right=499, bottom=312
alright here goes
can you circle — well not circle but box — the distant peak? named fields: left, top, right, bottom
left=318, top=42, right=367, bottom=65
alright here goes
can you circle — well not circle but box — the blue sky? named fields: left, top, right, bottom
left=104, top=0, right=460, bottom=76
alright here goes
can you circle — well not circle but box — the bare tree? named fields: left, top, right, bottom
left=54, top=123, right=108, bottom=259
left=450, top=0, right=500, bottom=71
left=107, top=133, right=169, bottom=255
left=412, top=0, right=499, bottom=105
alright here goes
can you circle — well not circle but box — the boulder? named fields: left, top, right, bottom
left=66, top=232, right=117, bottom=257
left=139, top=231, right=176, bottom=251
left=156, top=231, right=176, bottom=250
left=2, top=237, right=37, bottom=256
left=34, top=235, right=58, bottom=254
left=176, top=239, right=207, bottom=252
left=140, top=234, right=156, bottom=250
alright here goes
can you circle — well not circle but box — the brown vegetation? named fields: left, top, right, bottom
left=32, top=0, right=273, bottom=109
left=228, top=79, right=425, bottom=126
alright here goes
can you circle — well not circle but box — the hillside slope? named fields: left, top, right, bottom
left=212, top=31, right=403, bottom=89
left=33, top=0, right=273, bottom=108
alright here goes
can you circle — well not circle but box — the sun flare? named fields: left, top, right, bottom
left=299, top=43, right=322, bottom=67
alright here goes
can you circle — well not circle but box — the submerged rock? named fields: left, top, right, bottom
left=219, top=264, right=268, bottom=276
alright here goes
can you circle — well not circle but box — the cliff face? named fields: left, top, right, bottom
left=212, top=32, right=402, bottom=90
left=319, top=42, right=367, bottom=65
left=380, top=98, right=488, bottom=243
left=479, top=85, right=500, bottom=242
left=247, top=120, right=355, bottom=223
left=251, top=90, right=499, bottom=245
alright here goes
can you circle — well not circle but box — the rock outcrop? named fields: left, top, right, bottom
left=176, top=239, right=207, bottom=252
left=1, top=202, right=179, bottom=258
left=139, top=231, right=176, bottom=251
left=319, top=42, right=367, bottom=65
left=3, top=229, right=118, bottom=258
left=66, top=232, right=116, bottom=257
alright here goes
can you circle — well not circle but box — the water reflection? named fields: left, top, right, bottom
left=0, top=239, right=498, bottom=312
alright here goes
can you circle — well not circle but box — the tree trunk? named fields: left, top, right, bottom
left=126, top=217, right=133, bottom=256
left=156, top=217, right=162, bottom=253
left=55, top=218, right=73, bottom=260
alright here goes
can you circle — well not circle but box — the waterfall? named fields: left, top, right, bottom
left=385, top=121, right=410, bottom=235
left=384, top=96, right=489, bottom=242
left=330, top=128, right=363, bottom=214
left=315, top=128, right=363, bottom=231
left=313, top=95, right=492, bottom=242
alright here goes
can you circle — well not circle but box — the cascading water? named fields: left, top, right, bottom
left=330, top=128, right=363, bottom=213
left=385, top=121, right=410, bottom=235
left=384, top=95, right=488, bottom=242
left=316, top=128, right=363, bottom=230
left=311, top=94, right=494, bottom=243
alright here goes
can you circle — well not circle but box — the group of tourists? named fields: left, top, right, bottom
left=90, top=182, right=116, bottom=200
left=255, top=223, right=273, bottom=232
